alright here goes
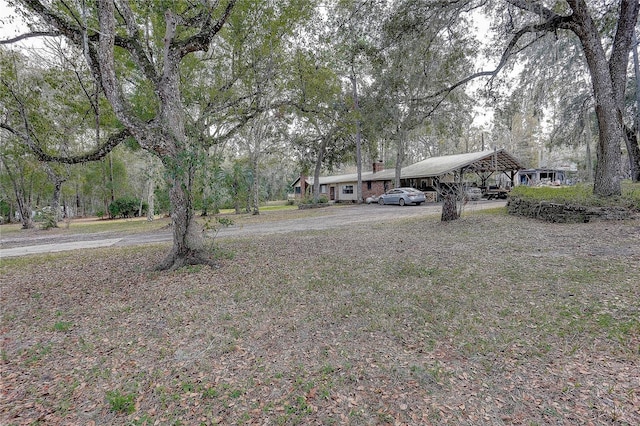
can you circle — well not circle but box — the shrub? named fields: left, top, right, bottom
left=300, top=195, right=329, bottom=205
left=108, top=197, right=148, bottom=219
left=510, top=182, right=640, bottom=210
left=0, top=200, right=10, bottom=220
left=35, top=206, right=58, bottom=230
left=622, top=181, right=640, bottom=210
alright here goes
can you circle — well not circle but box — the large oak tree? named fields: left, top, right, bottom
left=5, top=0, right=237, bottom=269
left=486, top=0, right=639, bottom=196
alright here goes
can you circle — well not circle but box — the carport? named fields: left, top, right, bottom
left=395, top=149, right=523, bottom=199
left=292, top=149, right=523, bottom=202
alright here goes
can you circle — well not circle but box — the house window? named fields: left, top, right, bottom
left=343, top=185, right=354, bottom=194
left=320, top=184, right=327, bottom=193
left=367, top=181, right=372, bottom=190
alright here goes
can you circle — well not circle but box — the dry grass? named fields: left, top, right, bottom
left=0, top=204, right=334, bottom=242
left=1, top=212, right=639, bottom=425
left=0, top=217, right=172, bottom=240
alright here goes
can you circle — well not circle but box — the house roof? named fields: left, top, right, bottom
left=293, top=149, right=523, bottom=187
left=294, top=170, right=390, bottom=187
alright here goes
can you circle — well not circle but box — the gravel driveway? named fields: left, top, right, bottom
left=0, top=200, right=506, bottom=257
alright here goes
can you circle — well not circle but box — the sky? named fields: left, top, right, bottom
left=0, top=0, right=41, bottom=50
left=0, top=1, right=25, bottom=38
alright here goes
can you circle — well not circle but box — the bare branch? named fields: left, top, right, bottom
left=1, top=122, right=131, bottom=164
left=177, top=0, right=237, bottom=57
left=413, top=11, right=570, bottom=115
left=113, top=0, right=159, bottom=84
left=20, top=0, right=85, bottom=45
left=0, top=31, right=61, bottom=45
left=503, top=0, right=558, bottom=21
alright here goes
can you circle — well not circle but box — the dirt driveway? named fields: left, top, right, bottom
left=0, top=200, right=506, bottom=257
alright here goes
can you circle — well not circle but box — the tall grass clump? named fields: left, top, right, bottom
left=622, top=181, right=640, bottom=209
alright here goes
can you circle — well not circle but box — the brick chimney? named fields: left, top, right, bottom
left=372, top=161, right=384, bottom=173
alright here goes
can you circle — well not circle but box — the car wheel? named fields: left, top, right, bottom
left=399, top=198, right=405, bottom=206
left=378, top=198, right=384, bottom=205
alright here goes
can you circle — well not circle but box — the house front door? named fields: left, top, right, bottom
left=330, top=186, right=335, bottom=200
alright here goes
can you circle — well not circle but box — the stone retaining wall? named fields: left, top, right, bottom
left=507, top=197, right=636, bottom=223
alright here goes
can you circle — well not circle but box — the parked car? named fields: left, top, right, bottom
left=464, top=187, right=483, bottom=201
left=378, top=187, right=426, bottom=206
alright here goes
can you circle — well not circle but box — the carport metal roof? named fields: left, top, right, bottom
left=294, top=149, right=523, bottom=186
left=397, top=149, right=523, bottom=179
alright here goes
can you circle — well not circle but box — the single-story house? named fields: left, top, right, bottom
left=292, top=161, right=388, bottom=202
left=292, top=149, right=524, bottom=202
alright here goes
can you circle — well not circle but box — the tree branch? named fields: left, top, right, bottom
left=607, top=0, right=640, bottom=101
left=503, top=0, right=558, bottom=21
left=0, top=31, right=61, bottom=44
left=1, top=122, right=131, bottom=164
left=412, top=8, right=570, bottom=114
left=176, top=0, right=237, bottom=57
left=20, top=0, right=85, bottom=45
left=113, top=0, right=160, bottom=84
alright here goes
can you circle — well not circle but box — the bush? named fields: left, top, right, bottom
left=154, top=187, right=170, bottom=215
left=510, top=181, right=640, bottom=210
left=108, top=197, right=148, bottom=218
left=300, top=195, right=329, bottom=204
left=0, top=200, right=10, bottom=219
left=34, top=206, right=58, bottom=230
left=510, top=184, right=594, bottom=204
left=622, top=181, right=640, bottom=210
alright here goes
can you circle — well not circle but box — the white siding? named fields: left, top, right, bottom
left=337, top=183, right=358, bottom=201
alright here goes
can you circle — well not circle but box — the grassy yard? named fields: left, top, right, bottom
left=0, top=216, right=172, bottom=239
left=0, top=202, right=311, bottom=240
left=1, top=211, right=638, bottom=425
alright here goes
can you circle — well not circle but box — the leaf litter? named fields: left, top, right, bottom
left=1, top=213, right=639, bottom=425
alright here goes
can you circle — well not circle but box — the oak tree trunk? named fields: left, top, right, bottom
left=441, top=193, right=459, bottom=222
left=156, top=162, right=211, bottom=270
left=592, top=102, right=623, bottom=196
left=154, top=22, right=209, bottom=270
left=394, top=129, right=404, bottom=188
left=624, top=125, right=640, bottom=181
left=566, top=0, right=639, bottom=196
left=570, top=6, right=622, bottom=196
left=251, top=155, right=260, bottom=215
